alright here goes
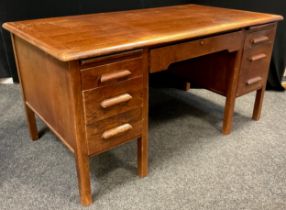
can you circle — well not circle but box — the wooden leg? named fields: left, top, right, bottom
left=252, top=88, right=265, bottom=121
left=75, top=152, right=92, bottom=206
left=223, top=95, right=236, bottom=135
left=185, top=82, right=191, bottom=91
left=222, top=50, right=243, bottom=135
left=137, top=134, right=148, bottom=177
left=138, top=49, right=149, bottom=177
left=24, top=104, right=39, bottom=140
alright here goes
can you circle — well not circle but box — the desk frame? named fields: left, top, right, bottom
left=4, top=5, right=281, bottom=205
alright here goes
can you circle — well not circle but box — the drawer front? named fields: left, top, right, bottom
left=86, top=108, right=142, bottom=155
left=83, top=77, right=143, bottom=125
left=81, top=56, right=143, bottom=91
left=237, top=44, right=273, bottom=96
left=150, top=31, right=243, bottom=72
left=245, top=24, right=276, bottom=50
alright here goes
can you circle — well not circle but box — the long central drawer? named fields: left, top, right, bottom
left=150, top=30, right=243, bottom=72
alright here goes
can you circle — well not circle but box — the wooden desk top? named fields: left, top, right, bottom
left=3, top=4, right=283, bottom=62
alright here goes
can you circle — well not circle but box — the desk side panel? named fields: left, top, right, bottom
left=13, top=36, right=76, bottom=151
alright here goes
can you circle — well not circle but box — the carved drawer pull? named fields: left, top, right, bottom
left=100, top=70, right=132, bottom=83
left=246, top=77, right=262, bottom=85
left=100, top=93, right=132, bottom=108
left=251, top=36, right=269, bottom=44
left=102, top=123, right=133, bottom=139
left=249, top=53, right=267, bottom=62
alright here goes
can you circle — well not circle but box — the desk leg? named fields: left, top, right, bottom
left=223, top=95, right=236, bottom=135
left=138, top=49, right=148, bottom=177
left=138, top=85, right=148, bottom=177
left=11, top=34, right=39, bottom=141
left=75, top=152, right=92, bottom=206
left=252, top=87, right=265, bottom=121
left=67, top=61, right=92, bottom=206
left=222, top=51, right=242, bottom=135
left=137, top=134, right=148, bottom=177
left=25, top=104, right=39, bottom=140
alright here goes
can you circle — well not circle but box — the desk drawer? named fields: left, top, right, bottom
left=237, top=44, right=273, bottom=96
left=245, top=24, right=276, bottom=50
left=86, top=108, right=142, bottom=155
left=83, top=77, right=143, bottom=125
left=150, top=31, right=243, bottom=72
left=81, top=56, right=143, bottom=91
left=237, top=24, right=277, bottom=96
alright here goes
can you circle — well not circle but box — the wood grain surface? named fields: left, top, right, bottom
left=3, top=4, right=283, bottom=61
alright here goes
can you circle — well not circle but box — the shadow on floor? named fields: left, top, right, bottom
left=87, top=88, right=252, bottom=199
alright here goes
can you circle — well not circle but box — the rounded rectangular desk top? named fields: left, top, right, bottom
left=3, top=4, right=283, bottom=62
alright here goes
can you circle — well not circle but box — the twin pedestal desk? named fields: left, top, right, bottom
left=3, top=4, right=283, bottom=206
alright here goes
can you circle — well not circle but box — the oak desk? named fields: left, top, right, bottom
left=3, top=4, right=283, bottom=206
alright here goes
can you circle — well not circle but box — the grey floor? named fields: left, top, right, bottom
left=0, top=84, right=286, bottom=210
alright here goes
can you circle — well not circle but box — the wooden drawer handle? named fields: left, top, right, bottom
left=246, top=77, right=262, bottom=85
left=251, top=36, right=269, bottom=44
left=249, top=53, right=267, bottom=62
left=100, top=70, right=132, bottom=83
left=102, top=123, right=133, bottom=139
left=100, top=93, right=132, bottom=108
